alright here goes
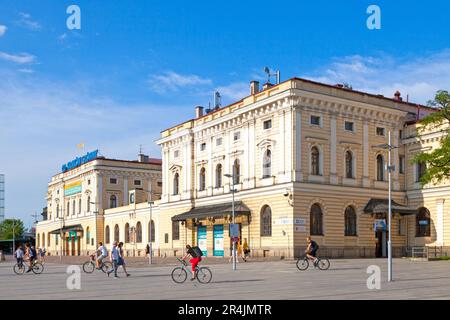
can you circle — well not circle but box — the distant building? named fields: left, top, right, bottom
left=0, top=174, right=4, bottom=222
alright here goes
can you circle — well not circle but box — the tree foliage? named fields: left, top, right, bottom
left=413, top=90, right=450, bottom=185
left=0, top=219, right=25, bottom=240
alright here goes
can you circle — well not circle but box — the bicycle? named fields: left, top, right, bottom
left=13, top=259, right=44, bottom=275
left=171, top=258, right=212, bottom=284
left=296, top=255, right=330, bottom=271
left=82, top=254, right=113, bottom=273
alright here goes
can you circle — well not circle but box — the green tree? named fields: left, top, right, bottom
left=0, top=219, right=25, bottom=240
left=413, top=90, right=450, bottom=185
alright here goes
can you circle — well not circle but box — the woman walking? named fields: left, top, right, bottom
left=117, top=242, right=130, bottom=277
left=242, top=238, right=250, bottom=262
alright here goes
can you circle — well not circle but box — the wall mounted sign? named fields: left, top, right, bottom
left=64, top=181, right=82, bottom=196
left=62, top=150, right=98, bottom=173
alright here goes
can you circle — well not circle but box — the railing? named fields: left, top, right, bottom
left=411, top=246, right=427, bottom=259
left=409, top=246, right=448, bottom=259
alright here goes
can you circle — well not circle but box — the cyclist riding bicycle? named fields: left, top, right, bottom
left=182, top=244, right=203, bottom=281
left=305, top=236, right=319, bottom=267
left=25, top=243, right=37, bottom=273
left=96, top=242, right=108, bottom=269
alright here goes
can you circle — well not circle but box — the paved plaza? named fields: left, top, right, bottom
left=1, top=258, right=450, bottom=299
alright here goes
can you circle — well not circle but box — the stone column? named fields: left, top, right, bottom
left=295, top=109, right=302, bottom=181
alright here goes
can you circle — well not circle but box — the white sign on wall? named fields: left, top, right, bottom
left=295, top=226, right=306, bottom=232
left=294, top=218, right=306, bottom=225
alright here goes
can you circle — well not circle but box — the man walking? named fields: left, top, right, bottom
left=107, top=241, right=120, bottom=279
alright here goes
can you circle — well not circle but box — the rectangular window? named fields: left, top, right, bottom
left=172, top=221, right=180, bottom=240
left=310, top=115, right=321, bottom=126
left=174, top=150, right=179, bottom=158
left=399, top=130, right=403, bottom=139
left=233, top=131, right=240, bottom=141
left=263, top=119, right=272, bottom=130
left=200, top=143, right=206, bottom=151
left=216, top=137, right=222, bottom=146
left=398, top=218, right=406, bottom=236
left=344, top=121, right=354, bottom=132
left=134, top=180, right=141, bottom=186
left=376, top=127, right=385, bottom=136
left=416, top=162, right=427, bottom=182
left=165, top=233, right=169, bottom=243
left=157, top=181, right=163, bottom=187
left=399, top=155, right=405, bottom=174
left=109, top=178, right=117, bottom=184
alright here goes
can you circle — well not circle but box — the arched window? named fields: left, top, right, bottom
left=129, top=193, right=135, bottom=204
left=376, top=155, right=384, bottom=181
left=42, top=233, right=45, bottom=247
left=37, top=233, right=40, bottom=248
left=310, top=204, right=323, bottom=235
left=311, top=147, right=320, bottom=175
left=86, top=227, right=90, bottom=245
left=345, top=151, right=354, bottom=179
left=199, top=167, right=206, bottom=191
left=136, top=222, right=142, bottom=243
left=47, top=233, right=50, bottom=247
left=78, top=198, right=82, bottom=214
left=72, top=200, right=76, bottom=215
left=263, top=149, right=272, bottom=178
left=344, top=206, right=357, bottom=236
left=66, top=202, right=70, bottom=217
left=125, top=223, right=130, bottom=243
left=173, top=172, right=179, bottom=195
left=148, top=220, right=155, bottom=242
left=215, top=164, right=222, bottom=188
left=416, top=207, right=431, bottom=237
left=260, top=205, right=272, bottom=237
left=105, top=225, right=110, bottom=244
left=114, top=224, right=120, bottom=242
left=56, top=204, right=59, bottom=218
left=110, top=195, right=117, bottom=208
left=87, top=196, right=91, bottom=212
left=233, top=159, right=240, bottom=185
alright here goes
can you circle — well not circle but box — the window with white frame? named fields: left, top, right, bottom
left=310, top=115, right=321, bottom=126
left=344, top=121, right=354, bottom=132
left=233, top=131, right=240, bottom=141
left=262, top=149, right=272, bottom=178
left=216, top=137, right=222, bottom=146
left=311, top=146, right=321, bottom=175
left=200, top=143, right=206, bottom=151
left=263, top=119, right=272, bottom=130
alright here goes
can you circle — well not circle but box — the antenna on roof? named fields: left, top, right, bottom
left=263, top=66, right=280, bottom=84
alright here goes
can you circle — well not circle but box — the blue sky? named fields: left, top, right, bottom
left=1, top=0, right=450, bottom=227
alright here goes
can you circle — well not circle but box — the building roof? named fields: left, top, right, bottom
left=363, top=198, right=418, bottom=216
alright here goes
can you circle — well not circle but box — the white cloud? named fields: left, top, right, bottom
left=0, top=52, right=36, bottom=64
left=216, top=82, right=249, bottom=101
left=18, top=68, right=34, bottom=73
left=305, top=50, right=450, bottom=104
left=149, top=71, right=212, bottom=93
left=17, top=12, right=41, bottom=30
left=0, top=25, right=7, bottom=37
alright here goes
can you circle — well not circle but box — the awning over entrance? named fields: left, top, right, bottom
left=363, top=198, right=418, bottom=216
left=171, top=201, right=251, bottom=222
left=49, top=224, right=84, bottom=235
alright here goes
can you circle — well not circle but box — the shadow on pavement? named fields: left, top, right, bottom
left=212, top=279, right=264, bottom=284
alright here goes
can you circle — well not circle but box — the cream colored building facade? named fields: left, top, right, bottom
left=36, top=154, right=162, bottom=256
left=37, top=77, right=449, bottom=259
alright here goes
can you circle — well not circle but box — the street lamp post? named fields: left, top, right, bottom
left=224, top=172, right=237, bottom=271
left=376, top=131, right=397, bottom=282
left=148, top=200, right=154, bottom=265
left=12, top=219, right=15, bottom=256
left=55, top=198, right=64, bottom=262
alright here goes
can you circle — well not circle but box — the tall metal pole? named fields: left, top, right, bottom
left=388, top=131, right=393, bottom=282
left=12, top=219, right=15, bottom=255
left=149, top=201, right=153, bottom=265
left=232, top=170, right=236, bottom=271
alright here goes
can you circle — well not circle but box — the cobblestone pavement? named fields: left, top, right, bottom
left=1, top=258, right=449, bottom=299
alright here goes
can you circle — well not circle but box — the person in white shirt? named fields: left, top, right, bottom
left=14, top=244, right=24, bottom=265
left=96, top=242, right=108, bottom=269
left=107, top=242, right=119, bottom=279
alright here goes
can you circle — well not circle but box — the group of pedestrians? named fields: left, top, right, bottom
left=103, top=241, right=130, bottom=279
left=228, top=238, right=250, bottom=263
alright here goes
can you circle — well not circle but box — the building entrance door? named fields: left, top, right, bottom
left=375, top=230, right=388, bottom=258
left=197, top=226, right=207, bottom=257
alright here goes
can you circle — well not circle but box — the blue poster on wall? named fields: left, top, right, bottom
left=197, top=226, right=207, bottom=257
left=213, top=225, right=224, bottom=257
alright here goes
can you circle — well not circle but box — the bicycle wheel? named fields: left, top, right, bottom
left=13, top=263, right=26, bottom=275
left=171, top=267, right=187, bottom=283
left=196, top=267, right=212, bottom=284
left=296, top=258, right=309, bottom=271
left=82, top=261, right=95, bottom=273
left=101, top=261, right=113, bottom=273
left=32, top=263, right=44, bottom=274
left=317, top=258, right=330, bottom=270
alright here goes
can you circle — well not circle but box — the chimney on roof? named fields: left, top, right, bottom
left=394, top=91, right=403, bottom=101
left=195, top=105, right=204, bottom=118
left=262, top=82, right=273, bottom=90
left=250, top=81, right=260, bottom=95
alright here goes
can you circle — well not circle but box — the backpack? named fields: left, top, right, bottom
left=192, top=246, right=203, bottom=258
left=311, top=241, right=319, bottom=251
left=30, top=247, right=37, bottom=257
